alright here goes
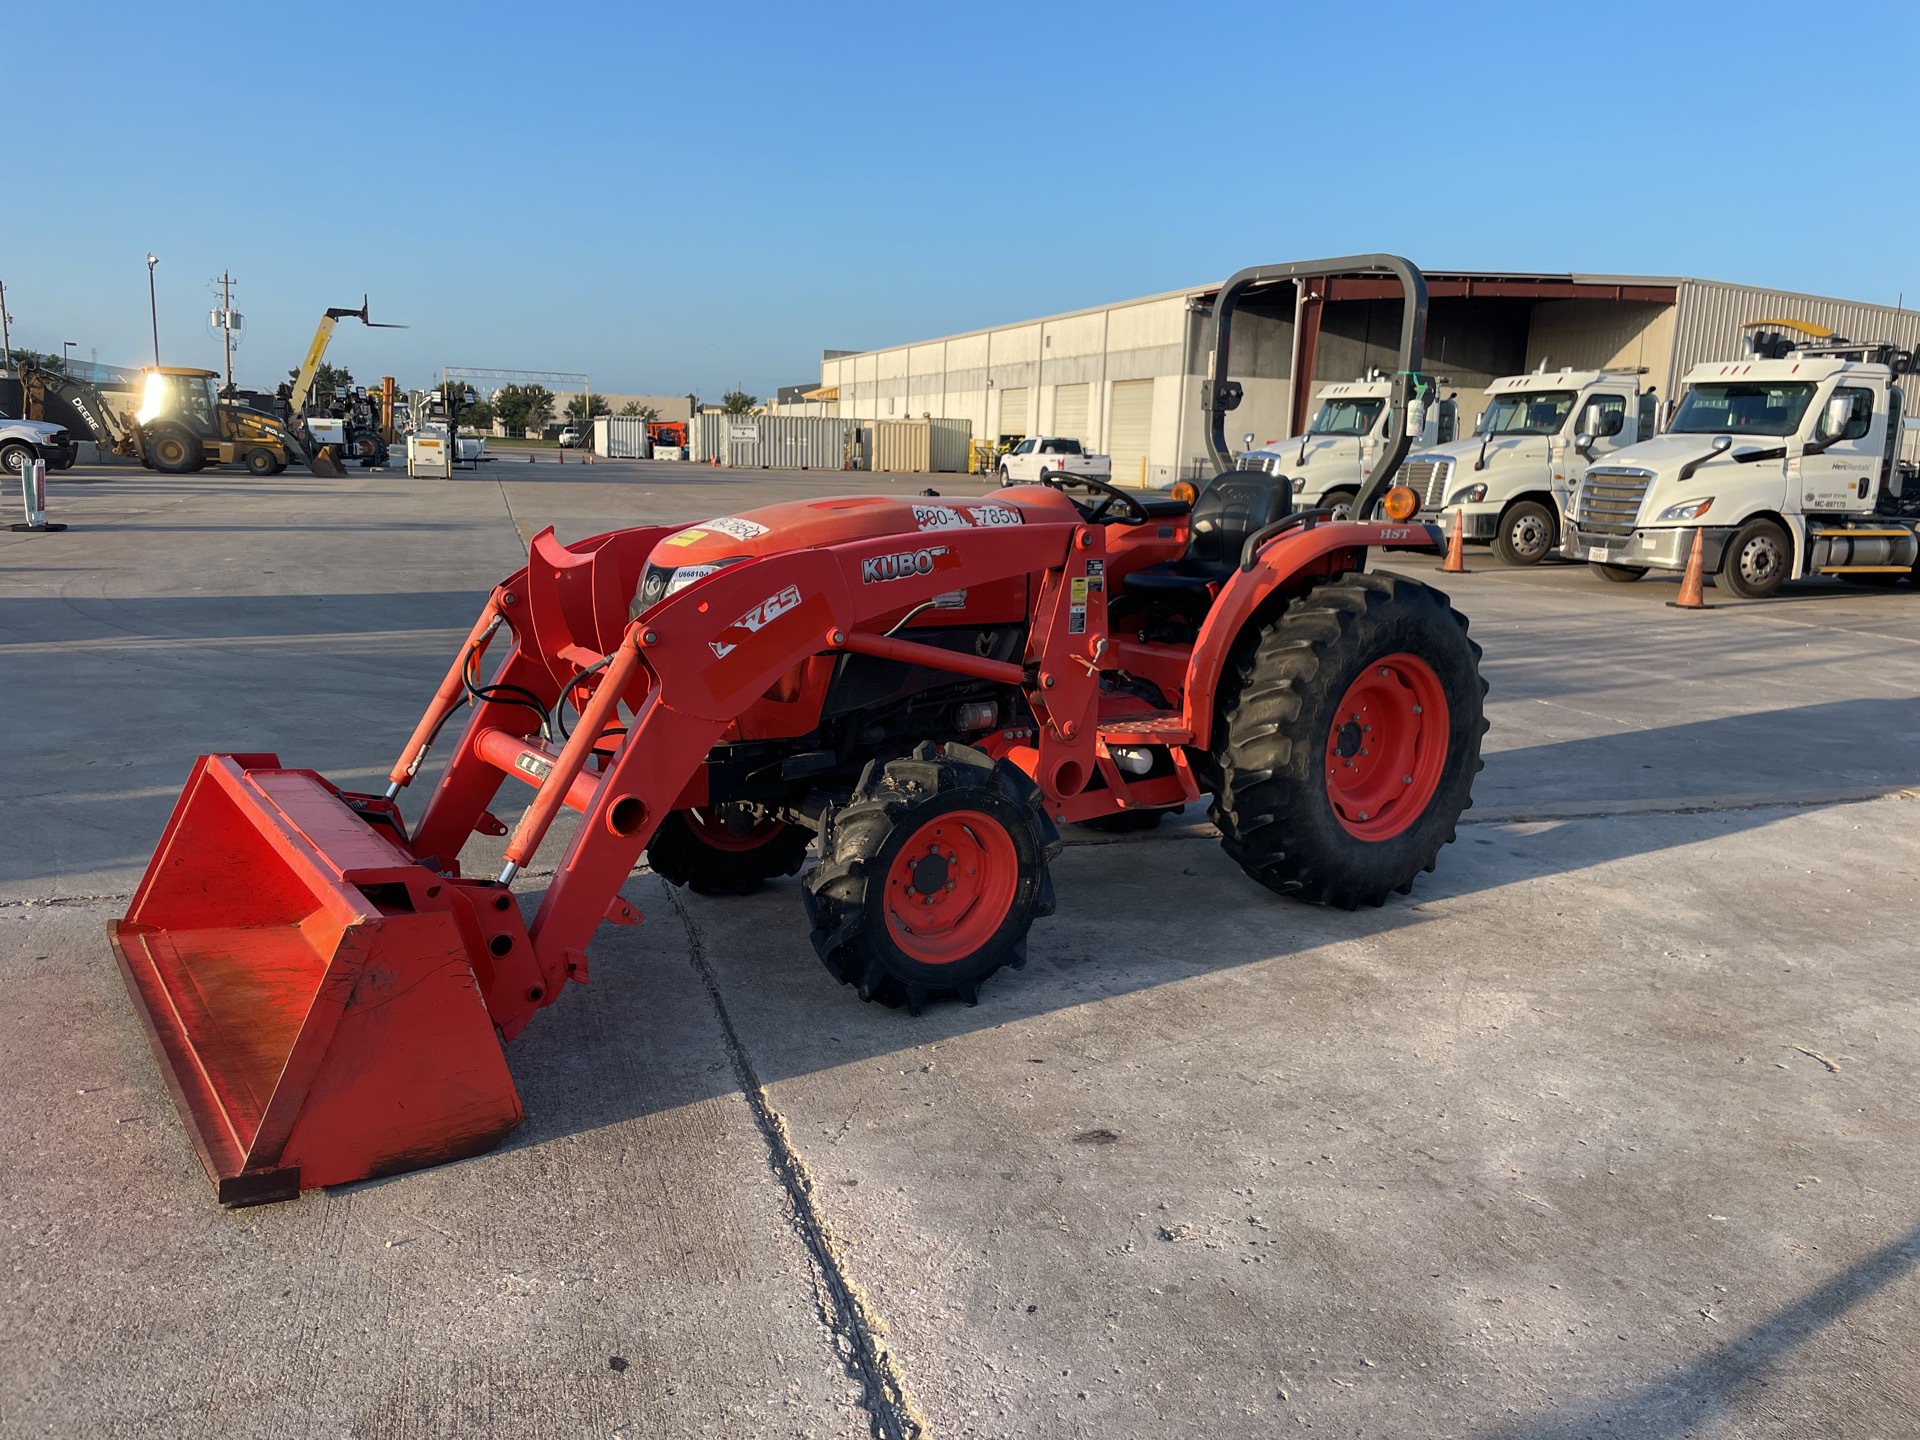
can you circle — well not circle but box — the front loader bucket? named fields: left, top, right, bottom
left=110, top=755, right=524, bottom=1206
left=308, top=444, right=346, bottom=478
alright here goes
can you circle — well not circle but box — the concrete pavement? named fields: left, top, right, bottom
left=3, top=461, right=1917, bottom=1437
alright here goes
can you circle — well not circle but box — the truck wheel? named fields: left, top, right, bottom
left=1323, top=488, right=1358, bottom=522
left=1493, top=500, right=1556, bottom=565
left=145, top=425, right=203, bottom=474
left=996, top=465, right=1011, bottom=485
left=244, top=447, right=278, bottom=476
left=0, top=442, right=30, bottom=476
left=647, top=807, right=811, bottom=896
left=1720, top=518, right=1791, bottom=599
left=803, top=742, right=1060, bottom=1013
left=1211, top=571, right=1485, bottom=909
left=1589, top=562, right=1648, bottom=583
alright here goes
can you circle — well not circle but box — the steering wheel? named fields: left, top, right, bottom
left=1037, top=472, right=1151, bottom=525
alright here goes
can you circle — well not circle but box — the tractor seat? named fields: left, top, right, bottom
left=1122, top=474, right=1292, bottom=606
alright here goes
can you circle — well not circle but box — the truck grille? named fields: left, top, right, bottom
left=1399, top=458, right=1453, bottom=509
left=1575, top=468, right=1653, bottom=538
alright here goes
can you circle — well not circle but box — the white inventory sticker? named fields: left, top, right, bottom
left=912, top=503, right=969, bottom=531
left=964, top=503, right=1023, bottom=526
left=700, top=516, right=771, bottom=541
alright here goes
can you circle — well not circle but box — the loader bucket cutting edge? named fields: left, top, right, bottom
left=110, top=754, right=524, bottom=1206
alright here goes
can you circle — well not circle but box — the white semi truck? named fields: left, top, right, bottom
left=1235, top=376, right=1456, bottom=520
left=1398, top=369, right=1659, bottom=565
left=1560, top=336, right=1918, bottom=598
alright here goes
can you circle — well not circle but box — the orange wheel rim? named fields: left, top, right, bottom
left=882, top=809, right=1018, bottom=964
left=683, top=807, right=786, bottom=853
left=1323, top=653, right=1449, bottom=841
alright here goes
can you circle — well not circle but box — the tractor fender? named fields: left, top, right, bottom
left=1180, top=520, right=1442, bottom=750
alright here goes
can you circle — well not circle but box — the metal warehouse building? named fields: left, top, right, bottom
left=817, top=272, right=1920, bottom=484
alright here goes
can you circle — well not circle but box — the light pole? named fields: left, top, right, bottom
left=145, top=254, right=160, bottom=366
left=62, top=342, right=75, bottom=375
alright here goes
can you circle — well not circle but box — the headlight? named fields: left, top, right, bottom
left=1447, top=483, right=1488, bottom=505
left=1290, top=476, right=1305, bottom=493
left=634, top=555, right=749, bottom=612
left=1654, top=498, right=1713, bottom=522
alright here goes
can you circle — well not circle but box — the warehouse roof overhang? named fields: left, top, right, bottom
left=1189, top=271, right=1680, bottom=307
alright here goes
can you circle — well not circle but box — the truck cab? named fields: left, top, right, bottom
left=1560, top=344, right=1914, bottom=598
left=1400, top=370, right=1655, bottom=565
left=1235, top=377, right=1455, bottom=520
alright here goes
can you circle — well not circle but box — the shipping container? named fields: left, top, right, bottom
left=593, top=415, right=651, bottom=459
left=870, top=417, right=973, bottom=473
left=693, top=413, right=856, bottom=469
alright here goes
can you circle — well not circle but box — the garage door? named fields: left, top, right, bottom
left=1052, top=384, right=1089, bottom=444
left=996, top=387, right=1028, bottom=442
left=1108, top=379, right=1154, bottom=487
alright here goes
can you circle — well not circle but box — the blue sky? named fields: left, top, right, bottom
left=9, top=1, right=1917, bottom=399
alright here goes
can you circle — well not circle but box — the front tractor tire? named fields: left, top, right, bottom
left=1211, top=571, right=1486, bottom=909
left=647, top=806, right=811, bottom=896
left=804, top=743, right=1061, bottom=1013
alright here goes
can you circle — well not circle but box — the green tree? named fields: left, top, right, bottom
left=721, top=387, right=758, bottom=416
left=565, top=392, right=612, bottom=422
left=619, top=400, right=659, bottom=420
left=290, top=360, right=354, bottom=407
left=492, top=383, right=555, bottom=438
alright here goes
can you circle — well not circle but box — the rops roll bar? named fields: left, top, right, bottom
left=1201, top=254, right=1430, bottom=520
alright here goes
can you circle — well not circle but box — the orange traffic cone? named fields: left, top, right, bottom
left=1667, top=528, right=1713, bottom=609
left=1440, top=509, right=1470, bottom=574
left=527, top=452, right=534, bottom=464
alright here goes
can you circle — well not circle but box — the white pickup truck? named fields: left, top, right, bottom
left=996, top=436, right=1111, bottom=485
left=0, top=416, right=76, bottom=477
left=1234, top=377, right=1456, bottom=519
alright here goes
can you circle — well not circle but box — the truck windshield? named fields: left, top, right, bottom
left=1308, top=398, right=1384, bottom=436
left=1481, top=390, right=1577, bottom=436
left=1668, top=382, right=1817, bottom=437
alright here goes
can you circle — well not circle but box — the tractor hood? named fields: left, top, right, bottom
left=635, top=488, right=1082, bottom=609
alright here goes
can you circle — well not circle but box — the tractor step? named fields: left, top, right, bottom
left=111, top=754, right=525, bottom=1205
left=1097, top=715, right=1194, bottom=746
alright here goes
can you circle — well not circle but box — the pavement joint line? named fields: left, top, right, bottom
left=659, top=880, right=923, bottom=1440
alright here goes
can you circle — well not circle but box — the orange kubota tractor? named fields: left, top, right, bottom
left=112, top=256, right=1487, bottom=1206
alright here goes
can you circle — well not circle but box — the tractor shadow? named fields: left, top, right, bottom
left=500, top=695, right=1920, bottom=1147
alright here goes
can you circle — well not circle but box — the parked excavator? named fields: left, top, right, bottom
left=111, top=254, right=1487, bottom=1206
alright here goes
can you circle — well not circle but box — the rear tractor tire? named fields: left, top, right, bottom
left=647, top=806, right=811, bottom=896
left=1211, top=571, right=1486, bottom=909
left=804, top=742, right=1061, bottom=1013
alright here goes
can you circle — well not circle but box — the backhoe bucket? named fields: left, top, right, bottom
left=110, top=754, right=524, bottom=1206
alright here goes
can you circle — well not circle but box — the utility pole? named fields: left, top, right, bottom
left=0, top=279, right=11, bottom=373
left=211, top=271, right=241, bottom=392
left=146, top=254, right=161, bottom=366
